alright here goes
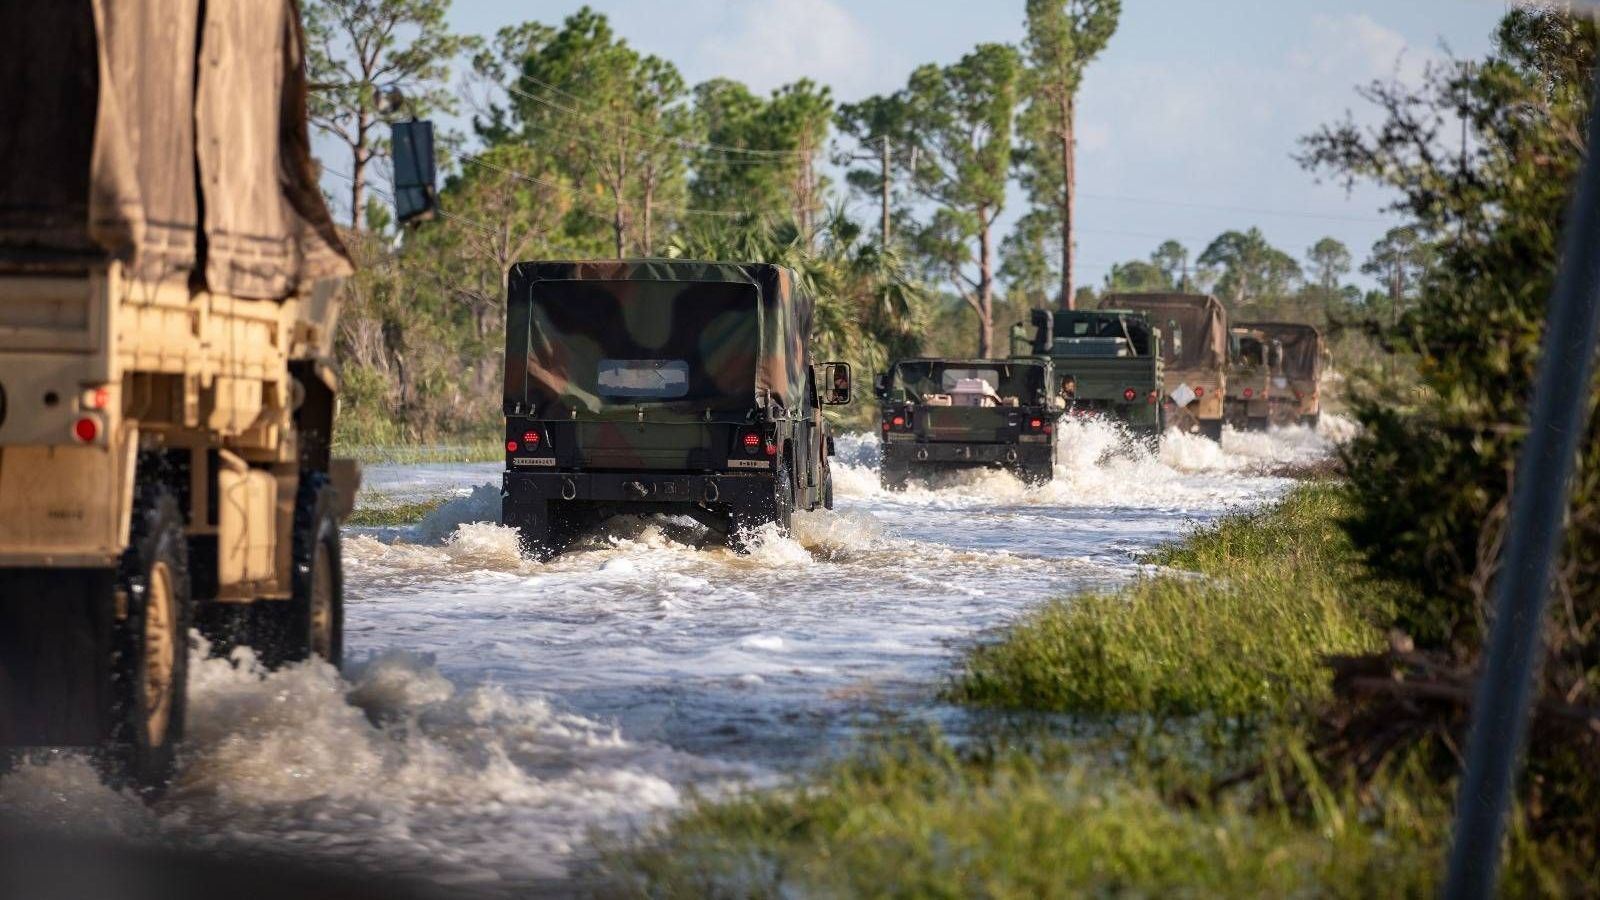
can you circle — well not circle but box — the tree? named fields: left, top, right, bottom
left=689, top=80, right=834, bottom=240
left=1359, top=226, right=1433, bottom=326
left=836, top=94, right=914, bottom=246
left=497, top=8, right=692, bottom=257
left=1197, top=227, right=1303, bottom=310
left=1016, top=0, right=1122, bottom=309
left=305, top=0, right=474, bottom=230
left=1151, top=239, right=1190, bottom=290
left=1103, top=259, right=1170, bottom=293
left=1306, top=237, right=1353, bottom=293
left=897, top=44, right=1023, bottom=356
left=999, top=210, right=1063, bottom=309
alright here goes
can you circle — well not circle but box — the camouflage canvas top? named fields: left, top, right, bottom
left=504, top=260, right=814, bottom=421
left=1098, top=293, right=1228, bottom=371
left=1239, top=322, right=1324, bottom=381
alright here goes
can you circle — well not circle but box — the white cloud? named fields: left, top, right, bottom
left=688, top=0, right=892, bottom=97
left=1292, top=13, right=1431, bottom=85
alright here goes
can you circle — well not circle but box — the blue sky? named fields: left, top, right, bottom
left=425, top=0, right=1512, bottom=290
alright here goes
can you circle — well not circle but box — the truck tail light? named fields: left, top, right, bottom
left=73, top=417, right=100, bottom=443
left=1194, top=386, right=1206, bottom=398
left=1029, top=418, right=1042, bottom=429
left=891, top=415, right=905, bottom=427
left=1243, top=387, right=1254, bottom=399
left=523, top=430, right=541, bottom=447
left=1148, top=390, right=1159, bottom=404
left=505, top=440, right=519, bottom=453
left=764, top=443, right=778, bottom=456
left=742, top=431, right=764, bottom=454
left=1123, top=388, right=1137, bottom=402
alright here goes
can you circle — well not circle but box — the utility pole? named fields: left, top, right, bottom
left=881, top=135, right=893, bottom=245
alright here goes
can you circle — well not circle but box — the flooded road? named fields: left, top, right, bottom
left=1, top=419, right=1346, bottom=890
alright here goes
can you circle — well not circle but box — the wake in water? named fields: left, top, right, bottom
left=0, top=641, right=748, bottom=887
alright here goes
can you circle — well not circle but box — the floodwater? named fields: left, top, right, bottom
left=0, top=417, right=1350, bottom=891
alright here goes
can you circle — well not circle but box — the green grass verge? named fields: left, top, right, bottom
left=948, top=483, right=1395, bottom=718
left=604, top=484, right=1534, bottom=896
left=331, top=440, right=503, bottom=465
left=345, top=497, right=451, bottom=527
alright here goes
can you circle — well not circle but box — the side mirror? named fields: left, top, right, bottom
left=822, top=362, right=852, bottom=405
left=391, top=119, right=438, bottom=225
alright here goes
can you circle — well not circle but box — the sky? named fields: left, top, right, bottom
left=415, top=0, right=1515, bottom=291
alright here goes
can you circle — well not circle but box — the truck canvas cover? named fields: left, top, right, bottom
left=505, top=260, right=814, bottom=419
left=0, top=0, right=349, bottom=296
left=1099, top=293, right=1227, bottom=371
left=889, top=359, right=1049, bottom=442
left=1241, top=322, right=1323, bottom=381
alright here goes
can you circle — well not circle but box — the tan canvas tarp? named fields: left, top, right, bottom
left=1242, top=321, right=1324, bottom=381
left=0, top=0, right=349, bottom=297
left=1099, top=293, right=1228, bottom=371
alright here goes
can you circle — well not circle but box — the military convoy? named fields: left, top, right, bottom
left=0, top=2, right=356, bottom=786
left=1099, top=293, right=1229, bottom=441
left=1011, top=308, right=1164, bottom=446
left=874, top=357, right=1060, bottom=488
left=1242, top=322, right=1326, bottom=428
left=499, top=260, right=849, bottom=557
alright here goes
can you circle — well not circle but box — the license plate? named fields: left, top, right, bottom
left=727, top=459, right=771, bottom=469
left=1018, top=435, right=1047, bottom=443
left=513, top=457, right=557, bottom=467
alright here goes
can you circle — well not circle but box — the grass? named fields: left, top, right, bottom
left=948, top=483, right=1396, bottom=718
left=345, top=497, right=451, bottom=527
left=332, top=440, right=503, bottom=465
left=602, top=484, right=1528, bottom=897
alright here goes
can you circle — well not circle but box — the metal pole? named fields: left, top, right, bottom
left=881, top=135, right=892, bottom=245
left=1444, top=57, right=1600, bottom=900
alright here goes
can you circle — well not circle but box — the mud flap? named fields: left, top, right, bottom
left=0, top=570, right=117, bottom=747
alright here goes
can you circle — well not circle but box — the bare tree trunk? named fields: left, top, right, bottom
left=643, top=176, right=655, bottom=255
left=881, top=136, right=892, bottom=245
left=351, top=113, right=371, bottom=231
left=978, top=207, right=994, bottom=357
left=1059, top=94, right=1077, bottom=310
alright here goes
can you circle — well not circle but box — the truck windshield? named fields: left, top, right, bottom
left=521, top=279, right=760, bottom=414
left=892, top=362, right=1045, bottom=404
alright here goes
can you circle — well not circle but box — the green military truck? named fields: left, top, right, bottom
left=875, top=358, right=1061, bottom=489
left=500, top=260, right=849, bottom=557
left=1099, top=293, right=1229, bottom=441
left=1011, top=308, right=1164, bottom=446
left=1241, top=322, right=1326, bottom=428
left=1224, top=325, right=1277, bottom=431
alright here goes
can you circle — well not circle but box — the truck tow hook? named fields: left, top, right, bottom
left=562, top=477, right=579, bottom=500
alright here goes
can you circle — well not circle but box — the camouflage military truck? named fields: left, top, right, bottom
left=1224, top=325, right=1277, bottom=431
left=874, top=358, right=1061, bottom=489
left=1241, top=322, right=1326, bottom=428
left=1098, top=293, right=1229, bottom=441
left=1010, top=308, right=1164, bottom=446
left=501, top=260, right=849, bottom=557
left=0, top=1, right=356, bottom=788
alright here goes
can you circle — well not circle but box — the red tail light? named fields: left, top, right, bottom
left=523, top=430, right=541, bottom=446
left=505, top=440, right=519, bottom=453
left=1123, top=388, right=1137, bottom=402
left=891, top=415, right=905, bottom=427
left=1194, top=386, right=1206, bottom=398
left=1042, top=424, right=1053, bottom=434
left=1029, top=418, right=1043, bottom=429
left=73, top=417, right=100, bottom=443
left=1293, top=389, right=1303, bottom=400
left=882, top=421, right=891, bottom=431
left=764, top=443, right=778, bottom=456
left=1242, top=387, right=1254, bottom=399
left=743, top=432, right=761, bottom=448
left=1148, top=390, right=1159, bottom=404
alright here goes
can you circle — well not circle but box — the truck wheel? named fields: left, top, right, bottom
left=1021, top=464, right=1054, bottom=487
left=1199, top=419, right=1224, bottom=443
left=110, top=486, right=191, bottom=792
left=249, top=473, right=343, bottom=669
left=823, top=467, right=835, bottom=510
left=879, top=463, right=910, bottom=492
left=1301, top=413, right=1321, bottom=430
left=1246, top=416, right=1269, bottom=432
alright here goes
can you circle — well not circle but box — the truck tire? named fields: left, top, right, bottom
left=731, top=455, right=794, bottom=548
left=879, top=462, right=910, bottom=492
left=1300, top=413, right=1321, bottom=430
left=110, top=486, right=191, bottom=792
left=823, top=466, right=834, bottom=510
left=1198, top=419, right=1224, bottom=443
left=507, top=498, right=585, bottom=561
left=1246, top=416, right=1269, bottom=432
left=1020, top=463, right=1053, bottom=486
left=248, top=473, right=343, bottom=669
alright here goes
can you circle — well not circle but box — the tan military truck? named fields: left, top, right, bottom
left=0, top=1, right=355, bottom=788
left=1242, top=322, right=1327, bottom=428
left=1099, top=293, right=1229, bottom=441
left=1224, top=325, right=1276, bottom=431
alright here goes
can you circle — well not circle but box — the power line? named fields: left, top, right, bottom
left=1076, top=190, right=1389, bottom=224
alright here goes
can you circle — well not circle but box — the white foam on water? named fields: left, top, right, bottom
left=0, top=640, right=748, bottom=888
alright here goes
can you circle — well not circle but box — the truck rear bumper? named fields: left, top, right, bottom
left=503, top=469, right=774, bottom=506
left=0, top=569, right=117, bottom=748
left=882, top=441, right=1051, bottom=467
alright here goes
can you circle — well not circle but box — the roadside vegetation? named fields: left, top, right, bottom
left=604, top=483, right=1591, bottom=896
left=345, top=497, right=452, bottom=528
